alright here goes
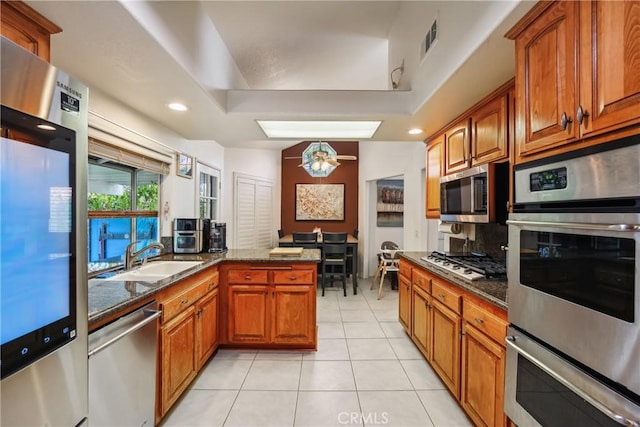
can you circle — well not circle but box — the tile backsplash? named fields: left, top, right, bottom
left=449, top=223, right=508, bottom=260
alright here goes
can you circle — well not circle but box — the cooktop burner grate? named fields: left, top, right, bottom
left=420, top=251, right=507, bottom=281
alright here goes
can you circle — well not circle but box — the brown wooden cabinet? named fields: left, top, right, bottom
left=425, top=135, right=444, bottom=219
left=160, top=306, right=197, bottom=416
left=461, top=299, right=508, bottom=427
left=157, top=267, right=219, bottom=419
left=0, top=1, right=62, bottom=62
left=400, top=257, right=509, bottom=424
left=225, top=266, right=316, bottom=348
left=430, top=291, right=462, bottom=400
left=195, top=287, right=219, bottom=369
left=273, top=283, right=315, bottom=345
left=411, top=284, right=432, bottom=359
left=507, top=0, right=640, bottom=163
left=578, top=0, right=640, bottom=139
left=471, top=93, right=508, bottom=166
left=444, top=118, right=471, bottom=174
left=398, top=271, right=412, bottom=333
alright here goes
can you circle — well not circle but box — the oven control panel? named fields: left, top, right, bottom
left=530, top=167, right=567, bottom=192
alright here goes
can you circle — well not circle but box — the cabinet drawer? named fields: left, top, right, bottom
left=273, top=270, right=314, bottom=284
left=431, top=280, right=461, bottom=314
left=463, top=299, right=508, bottom=344
left=412, top=268, right=431, bottom=293
left=227, top=270, right=269, bottom=284
left=162, top=280, right=209, bottom=323
left=398, top=261, right=411, bottom=279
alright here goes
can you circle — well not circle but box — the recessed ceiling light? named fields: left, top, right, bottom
left=408, top=128, right=423, bottom=135
left=256, top=120, right=381, bottom=139
left=168, top=102, right=188, bottom=112
left=37, top=124, right=56, bottom=131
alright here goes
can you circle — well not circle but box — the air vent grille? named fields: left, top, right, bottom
left=421, top=18, right=438, bottom=59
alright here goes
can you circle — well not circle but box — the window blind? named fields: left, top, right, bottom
left=88, top=136, right=170, bottom=175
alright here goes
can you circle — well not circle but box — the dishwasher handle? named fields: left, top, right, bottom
left=88, top=309, right=161, bottom=358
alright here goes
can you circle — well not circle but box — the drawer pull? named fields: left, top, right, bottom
left=438, top=293, right=445, bottom=299
left=244, top=275, right=251, bottom=280
left=474, top=318, right=484, bottom=324
left=181, top=299, right=189, bottom=304
left=290, top=275, right=297, bottom=280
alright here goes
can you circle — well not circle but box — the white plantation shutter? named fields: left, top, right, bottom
left=234, top=173, right=274, bottom=249
left=255, top=182, right=273, bottom=248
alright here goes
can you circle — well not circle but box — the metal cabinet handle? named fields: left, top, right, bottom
left=438, top=293, right=445, bottom=299
left=181, top=299, right=189, bottom=304
left=474, top=318, right=484, bottom=324
left=244, top=275, right=251, bottom=280
left=290, top=275, right=297, bottom=280
left=576, top=105, right=589, bottom=125
left=561, top=112, right=573, bottom=130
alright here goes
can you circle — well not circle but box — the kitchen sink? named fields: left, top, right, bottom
left=99, top=261, right=203, bottom=282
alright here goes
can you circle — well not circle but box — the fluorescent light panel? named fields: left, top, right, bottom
left=257, top=120, right=381, bottom=139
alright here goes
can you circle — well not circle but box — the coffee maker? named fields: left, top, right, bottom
left=208, top=222, right=227, bottom=253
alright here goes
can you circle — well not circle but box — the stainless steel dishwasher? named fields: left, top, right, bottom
left=88, top=301, right=161, bottom=427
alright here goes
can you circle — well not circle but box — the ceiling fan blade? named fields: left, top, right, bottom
left=298, top=160, right=312, bottom=167
left=336, top=155, right=357, bottom=160
left=284, top=156, right=303, bottom=160
left=326, top=158, right=340, bottom=167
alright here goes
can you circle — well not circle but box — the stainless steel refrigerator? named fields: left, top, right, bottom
left=1, top=36, right=89, bottom=426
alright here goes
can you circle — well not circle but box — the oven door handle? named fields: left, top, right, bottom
left=505, top=336, right=640, bottom=427
left=506, top=219, right=640, bottom=232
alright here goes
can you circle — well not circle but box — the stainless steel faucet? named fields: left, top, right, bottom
left=124, top=241, right=165, bottom=270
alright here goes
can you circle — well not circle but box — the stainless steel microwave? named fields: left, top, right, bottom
left=440, top=162, right=509, bottom=224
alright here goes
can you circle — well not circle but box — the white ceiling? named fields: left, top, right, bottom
left=25, top=1, right=535, bottom=150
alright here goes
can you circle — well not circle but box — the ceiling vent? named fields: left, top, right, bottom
left=421, top=18, right=438, bottom=60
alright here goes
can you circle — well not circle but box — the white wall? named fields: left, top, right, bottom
left=359, top=141, right=430, bottom=277
left=89, top=88, right=228, bottom=238
left=222, top=147, right=282, bottom=249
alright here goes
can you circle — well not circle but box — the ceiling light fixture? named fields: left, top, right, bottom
left=408, top=128, right=423, bottom=135
left=168, top=102, right=188, bottom=112
left=257, top=120, right=381, bottom=139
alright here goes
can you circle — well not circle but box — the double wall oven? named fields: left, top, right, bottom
left=505, top=138, right=640, bottom=426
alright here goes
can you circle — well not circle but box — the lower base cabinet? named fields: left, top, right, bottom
left=160, top=306, right=197, bottom=415
left=461, top=322, right=506, bottom=427
left=431, top=299, right=462, bottom=400
left=400, top=258, right=508, bottom=426
left=196, top=288, right=219, bottom=369
left=224, top=265, right=317, bottom=348
left=411, top=285, right=432, bottom=358
left=157, top=268, right=220, bottom=421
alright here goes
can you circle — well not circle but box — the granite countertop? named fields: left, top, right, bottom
left=398, top=252, right=508, bottom=310
left=88, top=249, right=321, bottom=327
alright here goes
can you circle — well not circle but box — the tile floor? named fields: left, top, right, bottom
left=160, top=279, right=473, bottom=427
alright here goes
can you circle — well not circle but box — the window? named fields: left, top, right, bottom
left=197, top=162, right=221, bottom=221
left=88, top=160, right=161, bottom=272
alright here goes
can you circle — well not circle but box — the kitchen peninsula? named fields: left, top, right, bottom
left=88, top=249, right=320, bottom=422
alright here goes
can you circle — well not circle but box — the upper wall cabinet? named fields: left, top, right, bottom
left=0, top=1, right=61, bottom=62
left=507, top=0, right=640, bottom=163
left=471, top=93, right=508, bottom=166
left=425, top=135, right=444, bottom=219
left=444, top=118, right=471, bottom=175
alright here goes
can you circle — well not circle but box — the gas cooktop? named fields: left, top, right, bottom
left=420, top=251, right=507, bottom=281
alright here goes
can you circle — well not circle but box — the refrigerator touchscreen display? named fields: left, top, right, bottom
left=0, top=106, right=77, bottom=379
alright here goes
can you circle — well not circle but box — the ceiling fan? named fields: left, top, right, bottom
left=284, top=142, right=357, bottom=169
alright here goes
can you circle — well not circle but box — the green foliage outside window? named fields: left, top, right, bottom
left=88, top=183, right=159, bottom=211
